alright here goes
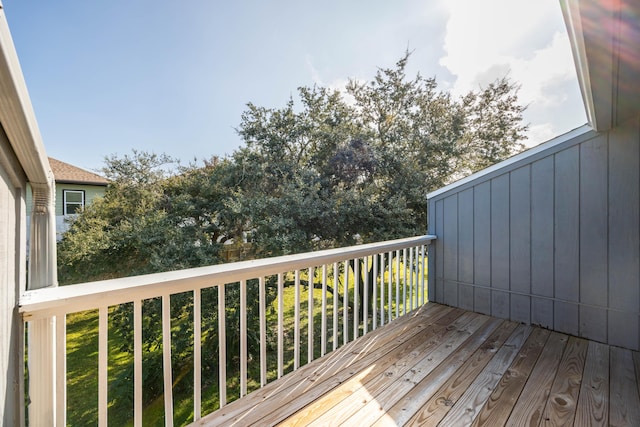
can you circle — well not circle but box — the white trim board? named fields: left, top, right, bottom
left=427, top=124, right=594, bottom=200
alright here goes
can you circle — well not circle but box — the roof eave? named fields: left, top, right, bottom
left=0, top=4, right=51, bottom=185
left=55, top=179, right=108, bottom=186
left=561, top=0, right=640, bottom=132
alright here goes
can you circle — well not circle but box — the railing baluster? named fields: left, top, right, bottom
left=294, top=270, right=300, bottom=370
left=421, top=245, right=426, bottom=305
left=321, top=265, right=327, bottom=357
left=134, top=300, right=142, bottom=427
left=402, top=248, right=407, bottom=315
left=259, top=277, right=267, bottom=387
left=378, top=254, right=384, bottom=327
left=363, top=257, right=369, bottom=334
left=343, top=261, right=348, bottom=345
left=409, top=247, right=414, bottom=310
left=277, top=272, right=284, bottom=378
left=415, top=246, right=419, bottom=307
left=308, top=267, right=314, bottom=363
left=99, top=306, right=108, bottom=427
left=416, top=246, right=420, bottom=307
left=353, top=259, right=359, bottom=339
left=416, top=246, right=420, bottom=306
left=21, top=235, right=435, bottom=424
left=194, top=289, right=201, bottom=421
left=332, top=262, right=338, bottom=351
left=240, top=280, right=247, bottom=397
left=27, top=318, right=55, bottom=425
left=161, top=295, right=174, bottom=427
left=372, top=255, right=377, bottom=330
left=395, top=250, right=400, bottom=319
left=388, top=251, right=392, bottom=321
left=218, top=284, right=226, bottom=407
left=415, top=246, right=420, bottom=306
left=56, top=314, right=66, bottom=427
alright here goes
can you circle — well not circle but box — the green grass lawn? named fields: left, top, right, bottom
left=62, top=261, right=426, bottom=426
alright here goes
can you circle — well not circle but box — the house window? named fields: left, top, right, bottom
left=63, top=190, right=85, bottom=215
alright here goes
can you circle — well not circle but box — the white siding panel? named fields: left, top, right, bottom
left=0, top=141, right=25, bottom=426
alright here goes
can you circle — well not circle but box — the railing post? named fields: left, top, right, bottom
left=18, top=234, right=436, bottom=424
left=28, top=317, right=56, bottom=425
left=27, top=183, right=58, bottom=426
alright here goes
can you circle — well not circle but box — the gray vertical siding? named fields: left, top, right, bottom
left=427, top=120, right=640, bottom=350
left=510, top=166, right=531, bottom=324
left=458, top=188, right=474, bottom=311
left=473, top=182, right=491, bottom=314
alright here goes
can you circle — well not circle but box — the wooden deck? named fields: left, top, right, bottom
left=192, top=303, right=640, bottom=426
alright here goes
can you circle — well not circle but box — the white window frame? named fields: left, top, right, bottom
left=63, top=189, right=85, bottom=215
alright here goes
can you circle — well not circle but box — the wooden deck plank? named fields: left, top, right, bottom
left=610, top=346, right=640, bottom=426
left=506, top=331, right=568, bottom=426
left=354, top=317, right=506, bottom=427
left=574, top=341, right=609, bottom=426
left=386, top=320, right=518, bottom=426
left=190, top=303, right=640, bottom=427
left=471, top=328, right=551, bottom=426
left=273, top=310, right=480, bottom=427
left=301, top=312, right=490, bottom=426
left=194, top=303, right=450, bottom=426
left=233, top=305, right=463, bottom=427
left=437, top=324, right=532, bottom=426
left=540, top=336, right=588, bottom=426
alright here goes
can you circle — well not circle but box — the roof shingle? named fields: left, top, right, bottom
left=48, top=157, right=108, bottom=186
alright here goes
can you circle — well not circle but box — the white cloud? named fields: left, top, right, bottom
left=440, top=0, right=583, bottom=144
left=304, top=55, right=361, bottom=106
left=526, top=123, right=556, bottom=147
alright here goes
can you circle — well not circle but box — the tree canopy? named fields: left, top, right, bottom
left=58, top=53, right=527, bottom=283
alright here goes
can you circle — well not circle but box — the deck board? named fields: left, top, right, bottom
left=472, top=328, right=550, bottom=426
left=574, top=341, right=609, bottom=426
left=437, top=324, right=532, bottom=426
left=300, top=311, right=486, bottom=426
left=199, top=303, right=449, bottom=427
left=275, top=310, right=476, bottom=427
left=610, top=347, right=640, bottom=426
left=401, top=320, right=518, bottom=426
left=506, top=331, right=567, bottom=426
left=191, top=303, right=640, bottom=427
left=336, top=313, right=492, bottom=426
left=540, top=336, right=588, bottom=426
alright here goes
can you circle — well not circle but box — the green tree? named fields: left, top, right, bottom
left=232, top=52, right=527, bottom=313
left=58, top=152, right=278, bottom=422
left=231, top=52, right=527, bottom=253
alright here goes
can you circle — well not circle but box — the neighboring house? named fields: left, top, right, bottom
left=27, top=157, right=108, bottom=239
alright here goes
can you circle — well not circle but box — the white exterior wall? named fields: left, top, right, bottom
left=0, top=130, right=26, bottom=426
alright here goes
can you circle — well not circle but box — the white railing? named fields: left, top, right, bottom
left=20, top=235, right=435, bottom=426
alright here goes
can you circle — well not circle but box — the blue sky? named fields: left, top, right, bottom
left=3, top=0, right=586, bottom=172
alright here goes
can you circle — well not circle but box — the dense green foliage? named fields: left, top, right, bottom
left=58, top=53, right=527, bottom=281
left=57, top=53, right=527, bottom=423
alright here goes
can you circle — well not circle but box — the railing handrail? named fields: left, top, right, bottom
left=20, top=235, right=435, bottom=320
